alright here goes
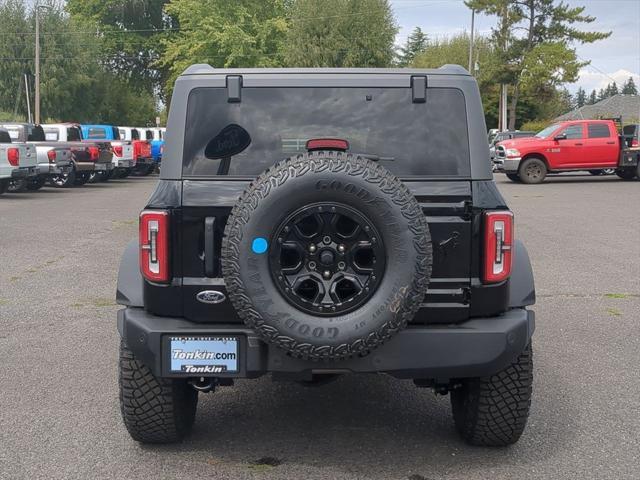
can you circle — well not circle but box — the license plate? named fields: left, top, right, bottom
left=168, top=336, right=238, bottom=374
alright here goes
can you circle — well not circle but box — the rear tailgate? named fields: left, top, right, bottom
left=19, top=144, right=38, bottom=169
left=157, top=180, right=473, bottom=325
left=47, top=146, right=72, bottom=166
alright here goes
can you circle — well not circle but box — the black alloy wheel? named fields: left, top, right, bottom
left=269, top=202, right=386, bottom=316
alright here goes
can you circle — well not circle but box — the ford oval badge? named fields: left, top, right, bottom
left=196, top=290, right=226, bottom=304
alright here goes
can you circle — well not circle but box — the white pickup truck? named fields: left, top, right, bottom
left=0, top=127, right=44, bottom=193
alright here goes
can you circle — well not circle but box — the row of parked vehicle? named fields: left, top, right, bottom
left=0, top=122, right=165, bottom=194
left=489, top=120, right=640, bottom=184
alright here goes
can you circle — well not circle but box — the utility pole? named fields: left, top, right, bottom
left=468, top=9, right=475, bottom=73
left=35, top=1, right=40, bottom=124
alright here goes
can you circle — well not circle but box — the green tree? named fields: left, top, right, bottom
left=66, top=0, right=172, bottom=94
left=160, top=0, right=289, bottom=98
left=606, top=81, right=618, bottom=96
left=574, top=87, right=586, bottom=108
left=284, top=0, right=397, bottom=68
left=621, top=76, right=638, bottom=95
left=397, top=27, right=428, bottom=66
left=587, top=89, right=597, bottom=104
left=466, top=0, right=611, bottom=129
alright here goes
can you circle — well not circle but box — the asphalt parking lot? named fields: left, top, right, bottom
left=0, top=174, right=638, bottom=480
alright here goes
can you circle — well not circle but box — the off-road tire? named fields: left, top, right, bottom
left=616, top=167, right=638, bottom=181
left=518, top=158, right=547, bottom=184
left=50, top=168, right=76, bottom=188
left=505, top=173, right=521, bottom=182
left=222, top=150, right=432, bottom=361
left=451, top=343, right=533, bottom=447
left=0, top=179, right=8, bottom=194
left=118, top=340, right=198, bottom=443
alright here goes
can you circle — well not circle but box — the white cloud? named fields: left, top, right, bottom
left=572, top=68, right=640, bottom=94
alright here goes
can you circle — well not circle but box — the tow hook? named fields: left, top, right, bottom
left=189, top=377, right=215, bottom=393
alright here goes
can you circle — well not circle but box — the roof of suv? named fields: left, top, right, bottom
left=180, top=64, right=470, bottom=76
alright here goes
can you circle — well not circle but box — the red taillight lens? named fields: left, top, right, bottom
left=88, top=146, right=99, bottom=161
left=483, top=211, right=514, bottom=283
left=113, top=145, right=123, bottom=157
left=7, top=147, right=19, bottom=166
left=47, top=150, right=57, bottom=163
left=632, top=139, right=639, bottom=147
left=306, top=138, right=349, bottom=151
left=139, top=210, right=170, bottom=283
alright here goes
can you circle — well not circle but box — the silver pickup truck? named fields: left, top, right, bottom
left=0, top=123, right=73, bottom=191
left=0, top=128, right=39, bottom=194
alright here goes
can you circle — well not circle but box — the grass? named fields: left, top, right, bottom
left=247, top=457, right=283, bottom=472
left=606, top=307, right=623, bottom=317
left=0, top=299, right=8, bottom=306
left=92, top=298, right=115, bottom=307
left=604, top=293, right=630, bottom=299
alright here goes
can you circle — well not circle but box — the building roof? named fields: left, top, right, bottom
left=555, top=94, right=640, bottom=122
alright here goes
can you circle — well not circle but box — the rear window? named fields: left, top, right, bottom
left=183, top=87, right=470, bottom=177
left=588, top=123, right=611, bottom=138
left=87, top=127, right=107, bottom=139
left=67, top=127, right=82, bottom=141
left=44, top=129, right=59, bottom=141
left=112, top=127, right=121, bottom=140
left=131, top=129, right=140, bottom=140
left=27, top=125, right=45, bottom=142
left=0, top=130, right=11, bottom=143
left=623, top=125, right=638, bottom=137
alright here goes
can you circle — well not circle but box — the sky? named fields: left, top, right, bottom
left=390, top=0, right=640, bottom=93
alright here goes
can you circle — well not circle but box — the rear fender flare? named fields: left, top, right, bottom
left=509, top=240, right=536, bottom=307
left=116, top=239, right=144, bottom=307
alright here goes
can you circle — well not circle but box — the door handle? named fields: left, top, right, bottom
left=574, top=143, right=583, bottom=146
left=606, top=141, right=615, bottom=144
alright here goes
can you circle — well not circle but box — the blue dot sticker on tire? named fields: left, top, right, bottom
left=251, top=237, right=268, bottom=254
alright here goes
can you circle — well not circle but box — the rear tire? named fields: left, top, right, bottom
left=451, top=343, right=533, bottom=447
left=518, top=158, right=547, bottom=184
left=616, top=167, right=638, bottom=180
left=505, top=173, right=521, bottom=182
left=50, top=168, right=76, bottom=188
left=0, top=179, right=8, bottom=194
left=119, top=340, right=198, bottom=443
left=74, top=172, right=90, bottom=186
left=588, top=169, right=603, bottom=176
left=26, top=176, right=46, bottom=191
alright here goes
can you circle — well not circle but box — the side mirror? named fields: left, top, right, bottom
left=553, top=133, right=567, bottom=141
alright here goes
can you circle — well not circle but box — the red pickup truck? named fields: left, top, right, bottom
left=495, top=119, right=639, bottom=183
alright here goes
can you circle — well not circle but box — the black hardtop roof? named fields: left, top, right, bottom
left=180, top=64, right=469, bottom=77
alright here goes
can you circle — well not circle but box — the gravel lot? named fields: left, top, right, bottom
left=0, top=174, right=638, bottom=480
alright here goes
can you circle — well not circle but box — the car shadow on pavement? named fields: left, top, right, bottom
left=138, top=368, right=576, bottom=478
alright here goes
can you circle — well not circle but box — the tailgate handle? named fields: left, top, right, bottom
left=204, top=217, right=216, bottom=277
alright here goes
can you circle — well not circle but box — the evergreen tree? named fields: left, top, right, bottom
left=598, top=88, right=606, bottom=101
left=607, top=81, right=619, bottom=96
left=588, top=89, right=597, bottom=104
left=621, top=76, right=638, bottom=95
left=575, top=87, right=586, bottom=108
left=397, top=27, right=428, bottom=66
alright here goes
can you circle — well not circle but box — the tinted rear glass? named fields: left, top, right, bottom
left=28, top=125, right=45, bottom=141
left=0, top=130, right=11, bottom=143
left=183, top=87, right=470, bottom=177
left=67, top=127, right=82, bottom=141
left=87, top=127, right=107, bottom=139
left=588, top=123, right=610, bottom=138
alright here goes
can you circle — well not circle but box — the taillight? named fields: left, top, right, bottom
left=139, top=210, right=170, bottom=283
left=7, top=147, right=20, bottom=166
left=133, top=142, right=140, bottom=160
left=113, top=145, right=123, bottom=157
left=47, top=150, right=57, bottom=163
left=88, top=146, right=99, bottom=161
left=633, top=139, right=639, bottom=147
left=306, top=138, right=349, bottom=151
left=483, top=211, right=514, bottom=283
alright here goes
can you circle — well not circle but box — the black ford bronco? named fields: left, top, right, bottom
left=116, top=65, right=536, bottom=446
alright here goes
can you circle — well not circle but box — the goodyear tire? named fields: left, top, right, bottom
left=222, top=151, right=432, bottom=360
left=119, top=340, right=197, bottom=443
left=451, top=343, right=533, bottom=446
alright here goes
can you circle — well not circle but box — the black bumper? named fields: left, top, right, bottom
left=118, top=307, right=535, bottom=380
left=12, top=167, right=38, bottom=178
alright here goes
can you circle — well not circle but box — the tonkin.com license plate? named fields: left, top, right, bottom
left=168, top=336, right=238, bottom=374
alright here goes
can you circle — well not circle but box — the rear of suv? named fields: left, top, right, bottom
left=116, top=65, right=536, bottom=446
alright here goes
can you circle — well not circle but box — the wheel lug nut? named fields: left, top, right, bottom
left=338, top=261, right=346, bottom=270
left=323, top=270, right=331, bottom=279
left=308, top=261, right=316, bottom=269
left=364, top=226, right=370, bottom=232
left=337, top=244, right=345, bottom=253
left=309, top=244, right=317, bottom=253
left=323, top=236, right=331, bottom=244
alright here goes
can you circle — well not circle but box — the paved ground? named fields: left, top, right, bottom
left=0, top=173, right=638, bottom=480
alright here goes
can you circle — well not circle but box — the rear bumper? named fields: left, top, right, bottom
left=37, top=163, right=72, bottom=176
left=12, top=166, right=39, bottom=178
left=114, top=159, right=133, bottom=169
left=134, top=157, right=154, bottom=166
left=117, top=307, right=535, bottom=380
left=94, top=162, right=114, bottom=172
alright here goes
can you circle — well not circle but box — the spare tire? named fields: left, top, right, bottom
left=222, top=151, right=432, bottom=360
